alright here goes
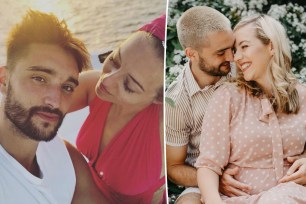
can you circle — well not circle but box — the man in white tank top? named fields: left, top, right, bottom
left=0, top=10, right=108, bottom=204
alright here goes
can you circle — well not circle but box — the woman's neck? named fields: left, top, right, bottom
left=110, top=102, right=152, bottom=117
left=256, top=76, right=272, bottom=97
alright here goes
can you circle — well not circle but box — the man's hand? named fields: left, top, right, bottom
left=219, top=167, right=252, bottom=197
left=279, top=157, right=306, bottom=185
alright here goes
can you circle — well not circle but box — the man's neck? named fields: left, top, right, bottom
left=190, top=62, right=221, bottom=89
left=0, top=106, right=39, bottom=176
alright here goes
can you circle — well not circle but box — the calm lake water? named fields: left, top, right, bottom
left=0, top=0, right=167, bottom=144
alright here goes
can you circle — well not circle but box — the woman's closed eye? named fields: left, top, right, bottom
left=123, top=77, right=135, bottom=93
left=241, top=44, right=248, bottom=49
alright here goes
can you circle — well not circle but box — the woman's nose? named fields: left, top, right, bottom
left=234, top=51, right=243, bottom=62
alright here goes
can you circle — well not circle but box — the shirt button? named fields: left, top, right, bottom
left=99, top=171, right=104, bottom=178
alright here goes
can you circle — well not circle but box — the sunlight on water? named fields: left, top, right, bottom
left=12, top=0, right=74, bottom=27
left=0, top=0, right=165, bottom=65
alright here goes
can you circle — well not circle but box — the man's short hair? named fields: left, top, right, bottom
left=177, top=6, right=231, bottom=50
left=6, top=10, right=91, bottom=72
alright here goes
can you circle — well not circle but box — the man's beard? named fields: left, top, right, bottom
left=199, top=56, right=231, bottom=76
left=4, top=84, right=64, bottom=142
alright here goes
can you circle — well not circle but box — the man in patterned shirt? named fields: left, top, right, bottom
left=166, top=6, right=251, bottom=203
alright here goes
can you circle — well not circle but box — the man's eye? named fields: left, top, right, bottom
left=32, top=76, right=45, bottom=82
left=62, top=85, right=74, bottom=93
left=217, top=52, right=225, bottom=56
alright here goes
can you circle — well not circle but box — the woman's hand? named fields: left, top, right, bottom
left=219, top=167, right=251, bottom=197
left=279, top=157, right=306, bottom=185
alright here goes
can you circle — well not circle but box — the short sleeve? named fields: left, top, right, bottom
left=195, top=85, right=232, bottom=175
left=166, top=101, right=190, bottom=146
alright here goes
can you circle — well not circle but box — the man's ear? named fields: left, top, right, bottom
left=0, top=66, right=8, bottom=94
left=185, top=48, right=197, bottom=60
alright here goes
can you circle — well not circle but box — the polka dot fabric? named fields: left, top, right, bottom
left=195, top=83, right=306, bottom=203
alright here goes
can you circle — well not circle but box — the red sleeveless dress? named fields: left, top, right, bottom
left=76, top=97, right=165, bottom=203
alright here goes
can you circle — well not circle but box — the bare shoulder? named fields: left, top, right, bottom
left=64, top=141, right=85, bottom=165
left=69, top=70, right=101, bottom=112
left=79, top=70, right=101, bottom=102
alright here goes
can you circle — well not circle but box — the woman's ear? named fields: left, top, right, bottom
left=269, top=41, right=274, bottom=56
left=0, top=66, right=8, bottom=94
left=153, top=87, right=163, bottom=104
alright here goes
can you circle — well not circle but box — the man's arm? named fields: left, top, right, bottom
left=64, top=141, right=109, bottom=204
left=166, top=144, right=197, bottom=187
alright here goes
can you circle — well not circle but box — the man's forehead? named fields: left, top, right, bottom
left=205, top=31, right=234, bottom=49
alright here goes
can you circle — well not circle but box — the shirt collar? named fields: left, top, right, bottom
left=184, top=61, right=229, bottom=97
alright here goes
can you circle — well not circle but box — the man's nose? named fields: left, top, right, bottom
left=43, top=86, right=61, bottom=109
left=225, top=49, right=234, bottom=62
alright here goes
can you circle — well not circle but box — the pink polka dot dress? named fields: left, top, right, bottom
left=195, top=83, right=306, bottom=203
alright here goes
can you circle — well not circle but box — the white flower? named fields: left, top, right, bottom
left=174, top=49, right=185, bottom=56
left=169, top=65, right=184, bottom=76
left=268, top=4, right=287, bottom=20
left=300, top=68, right=306, bottom=76
left=168, top=13, right=181, bottom=27
left=224, top=0, right=246, bottom=10
left=248, top=0, right=267, bottom=11
left=173, top=54, right=182, bottom=64
left=291, top=43, right=299, bottom=53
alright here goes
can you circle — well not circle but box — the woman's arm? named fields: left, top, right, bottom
left=69, top=70, right=101, bottom=113
left=198, top=168, right=223, bottom=204
left=195, top=85, right=234, bottom=203
left=64, top=140, right=109, bottom=204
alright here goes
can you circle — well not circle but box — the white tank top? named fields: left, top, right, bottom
left=0, top=136, right=76, bottom=204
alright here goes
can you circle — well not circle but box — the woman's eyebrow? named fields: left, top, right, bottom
left=128, top=74, right=144, bottom=92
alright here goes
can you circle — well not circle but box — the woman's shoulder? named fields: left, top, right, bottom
left=296, top=83, right=306, bottom=95
left=214, top=82, right=244, bottom=98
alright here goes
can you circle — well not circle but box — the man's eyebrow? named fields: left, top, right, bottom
left=215, top=46, right=232, bottom=53
left=27, top=66, right=55, bottom=75
left=128, top=74, right=144, bottom=92
left=68, top=76, right=79, bottom=86
left=27, top=66, right=79, bottom=86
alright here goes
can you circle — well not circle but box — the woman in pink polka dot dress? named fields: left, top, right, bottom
left=195, top=14, right=306, bottom=204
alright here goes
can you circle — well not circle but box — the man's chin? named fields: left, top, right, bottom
left=22, top=124, right=60, bottom=142
left=26, top=131, right=58, bottom=142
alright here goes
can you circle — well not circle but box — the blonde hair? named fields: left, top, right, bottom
left=177, top=6, right=231, bottom=50
left=6, top=10, right=91, bottom=72
left=234, top=14, right=299, bottom=113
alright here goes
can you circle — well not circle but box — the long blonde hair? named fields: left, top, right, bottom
left=234, top=14, right=299, bottom=114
